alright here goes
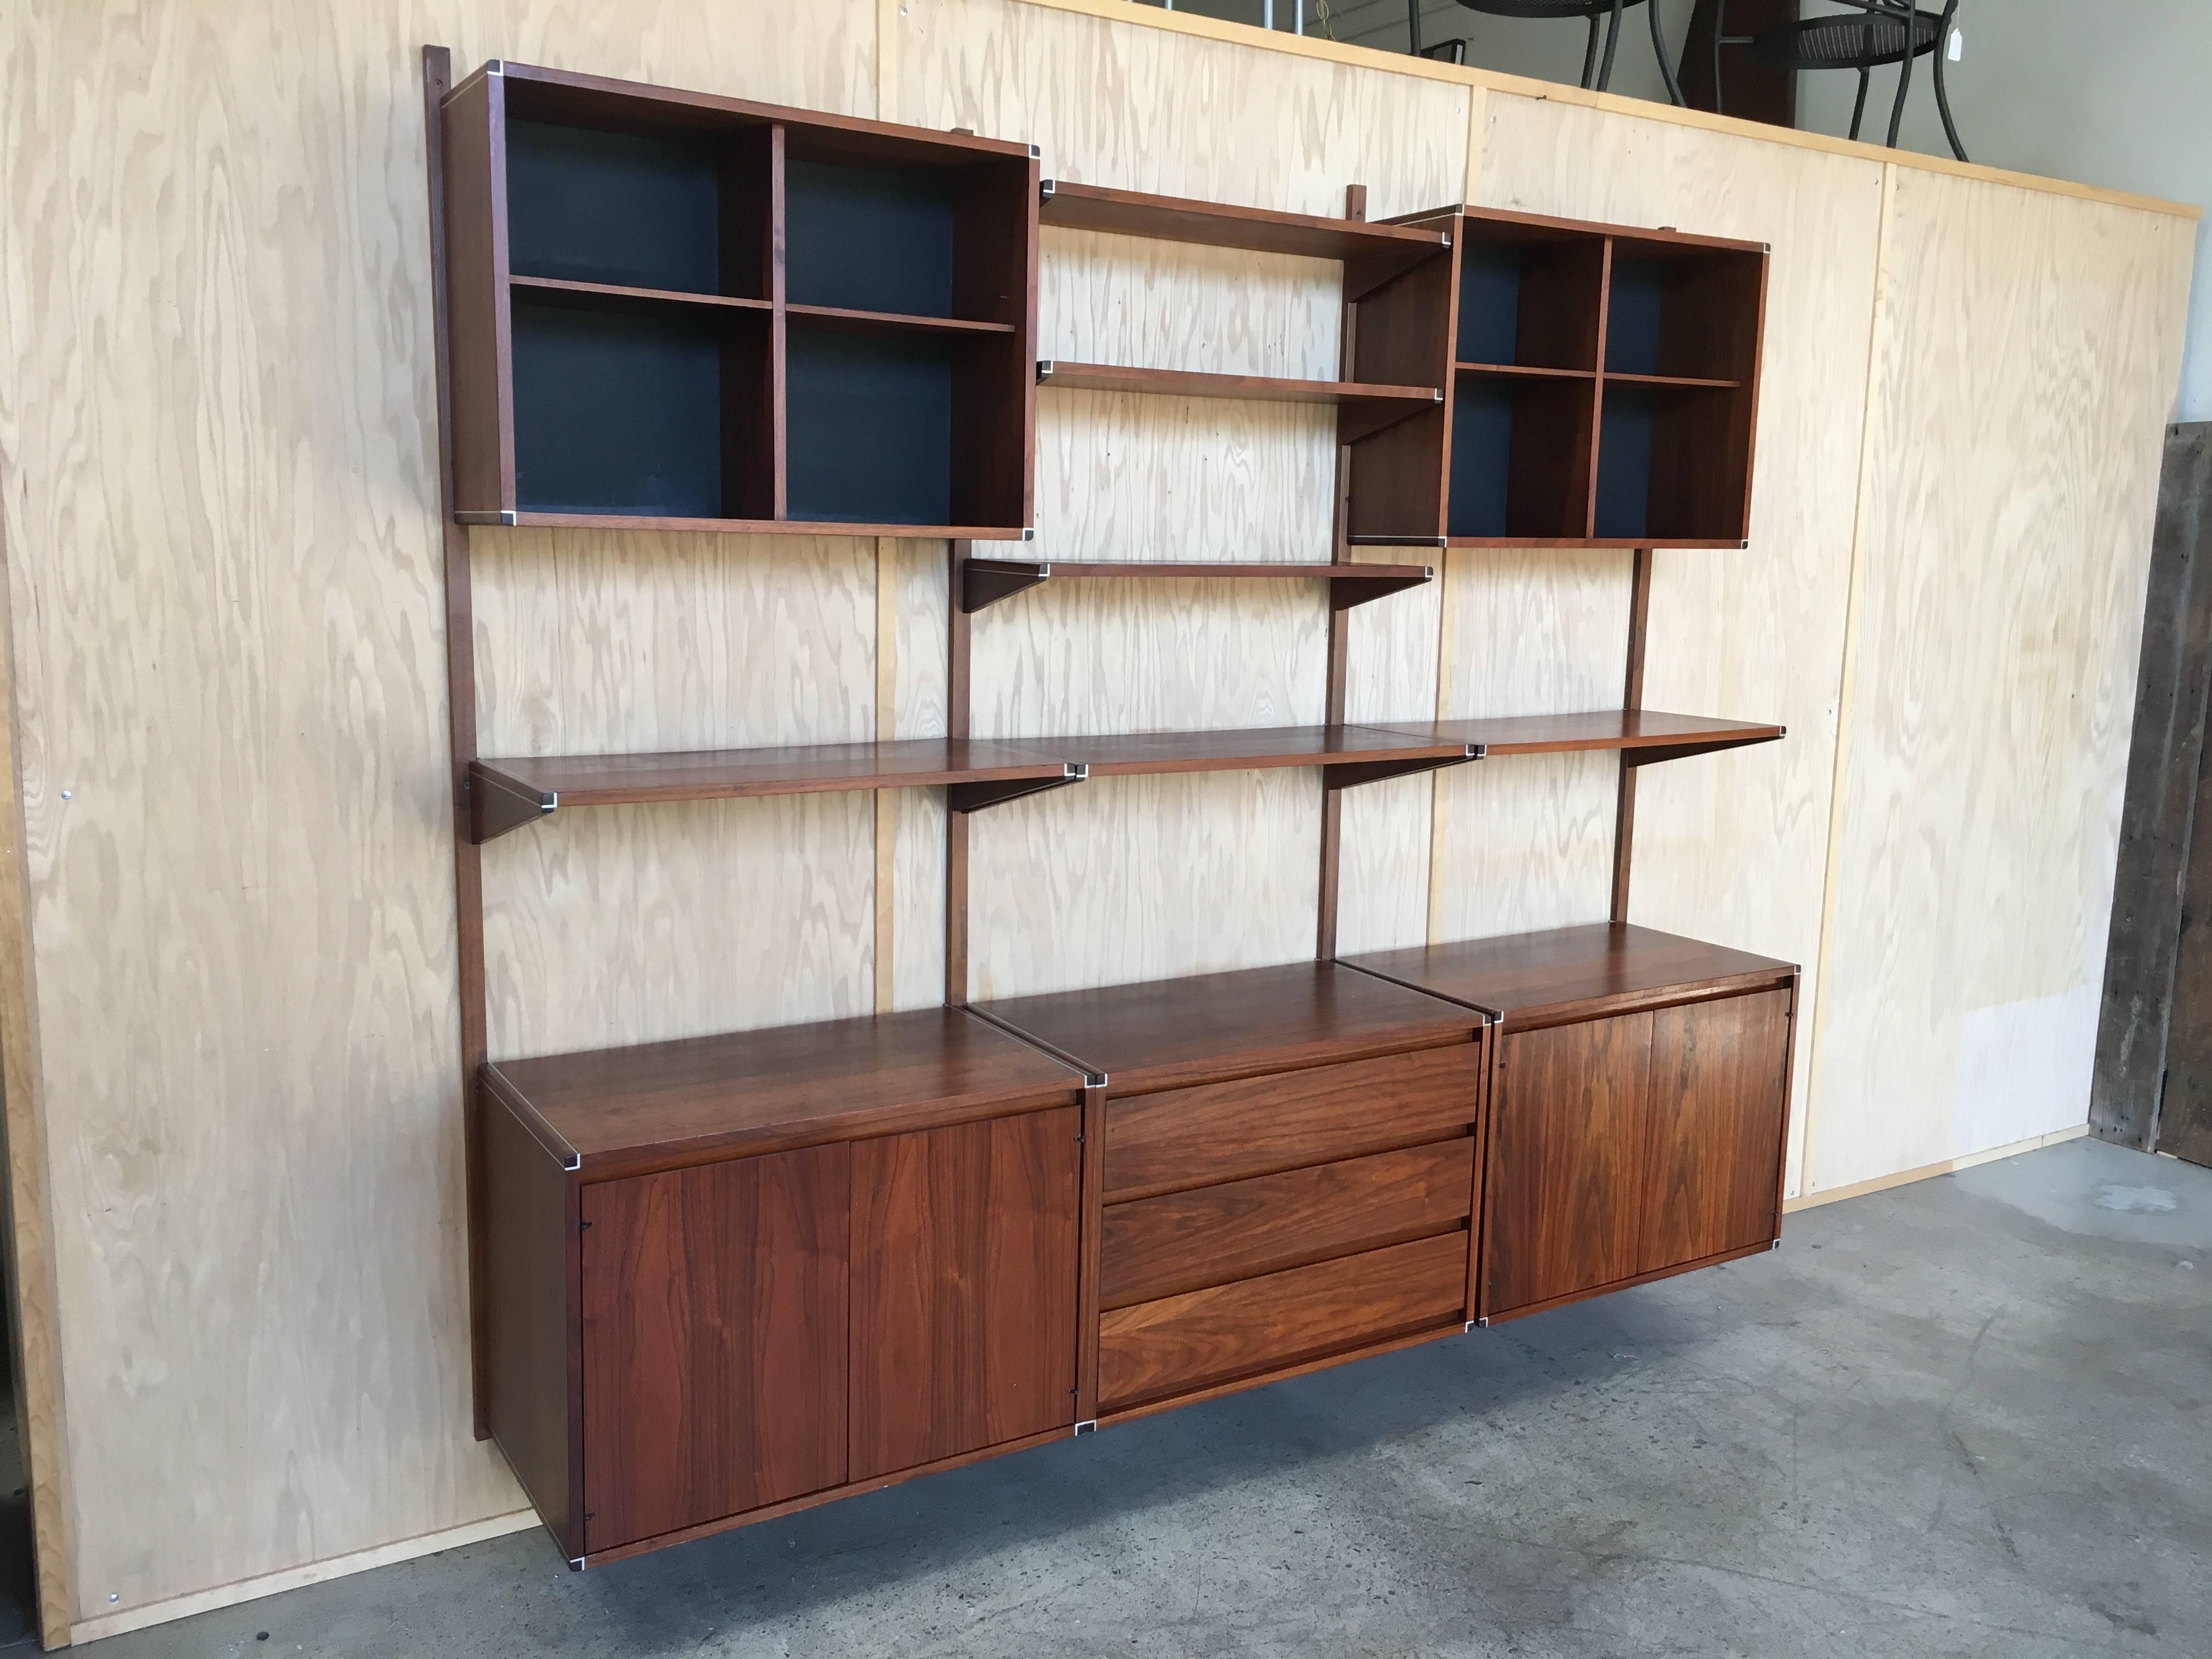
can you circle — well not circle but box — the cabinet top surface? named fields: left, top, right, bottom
left=489, top=1007, right=1085, bottom=1171
left=973, top=961, right=1481, bottom=1093
left=1345, top=924, right=1796, bottom=1024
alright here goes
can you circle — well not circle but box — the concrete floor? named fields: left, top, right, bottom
left=82, top=1137, right=2212, bottom=1656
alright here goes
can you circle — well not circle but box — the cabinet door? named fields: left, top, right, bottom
left=579, top=1145, right=849, bottom=1554
left=850, top=1107, right=1082, bottom=1480
left=1485, top=1012, right=1652, bottom=1314
left=1638, top=989, right=1792, bottom=1273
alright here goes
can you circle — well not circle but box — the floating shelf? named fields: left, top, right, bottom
left=510, top=274, right=774, bottom=316
left=961, top=559, right=1434, bottom=613
left=1602, top=370, right=1741, bottom=391
left=1038, top=179, right=1449, bottom=295
left=467, top=741, right=1081, bottom=841
left=1373, top=709, right=1783, bottom=764
left=1040, top=724, right=1479, bottom=786
left=1036, top=360, right=1442, bottom=443
left=1455, top=362, right=1594, bottom=382
left=786, top=302, right=1019, bottom=337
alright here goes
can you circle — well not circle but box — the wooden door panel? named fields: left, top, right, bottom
left=1639, top=989, right=1792, bottom=1272
left=1485, top=1013, right=1652, bottom=1313
left=580, top=1144, right=849, bottom=1554
left=850, top=1107, right=1082, bottom=1480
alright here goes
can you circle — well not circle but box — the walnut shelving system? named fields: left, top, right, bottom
left=427, top=48, right=1794, bottom=1572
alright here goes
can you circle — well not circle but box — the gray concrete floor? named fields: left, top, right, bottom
left=89, top=1138, right=2212, bottom=1656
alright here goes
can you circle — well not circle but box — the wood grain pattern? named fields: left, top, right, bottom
left=0, top=0, right=881, bottom=1616
left=1483, top=1013, right=1652, bottom=1314
left=1638, top=988, right=1792, bottom=1271
left=1097, top=1231, right=1468, bottom=1412
left=580, top=1146, right=850, bottom=1553
left=1475, top=93, right=1886, bottom=1198
left=849, top=1108, right=1081, bottom=1478
left=1102, top=1042, right=1481, bottom=1201
left=1805, top=170, right=2196, bottom=1193
left=1101, top=1138, right=1474, bottom=1308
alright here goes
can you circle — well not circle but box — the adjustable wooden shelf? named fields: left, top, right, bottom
left=439, top=59, right=1039, bottom=538
left=1347, top=206, right=1768, bottom=550
left=427, top=50, right=1792, bottom=1575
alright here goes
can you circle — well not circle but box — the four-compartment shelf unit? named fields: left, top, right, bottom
left=427, top=48, right=1793, bottom=1577
left=439, top=59, right=1040, bottom=538
left=1346, top=206, right=1768, bottom=550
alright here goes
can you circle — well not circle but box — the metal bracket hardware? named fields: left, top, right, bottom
left=1074, top=1419, right=1098, bottom=1436
left=946, top=764, right=1087, bottom=815
left=455, top=509, right=520, bottom=526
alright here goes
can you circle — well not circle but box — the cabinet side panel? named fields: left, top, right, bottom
left=442, top=71, right=512, bottom=514
left=1639, top=989, right=1792, bottom=1271
left=580, top=1146, right=849, bottom=1553
left=850, top=1106, right=1080, bottom=1480
left=1485, top=1013, right=1651, bottom=1313
left=482, top=1092, right=577, bottom=1554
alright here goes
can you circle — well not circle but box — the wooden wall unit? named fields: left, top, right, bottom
left=0, top=0, right=2195, bottom=1641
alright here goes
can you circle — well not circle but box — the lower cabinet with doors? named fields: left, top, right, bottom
left=477, top=927, right=1795, bottom=1567
left=1344, top=922, right=1799, bottom=1322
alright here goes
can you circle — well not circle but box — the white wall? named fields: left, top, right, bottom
left=1146, top=0, right=2211, bottom=420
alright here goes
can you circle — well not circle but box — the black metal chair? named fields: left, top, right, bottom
left=1409, top=0, right=1687, bottom=106
left=1714, top=0, right=1967, bottom=159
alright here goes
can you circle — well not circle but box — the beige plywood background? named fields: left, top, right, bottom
left=1472, top=93, right=1887, bottom=1199
left=1804, top=172, right=2197, bottom=1195
left=0, top=0, right=2193, bottom=1642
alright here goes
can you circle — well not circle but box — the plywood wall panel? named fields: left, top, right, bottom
left=1474, top=95, right=1885, bottom=1198
left=1338, top=550, right=1448, bottom=956
left=1806, top=173, right=2196, bottom=1194
left=0, top=0, right=883, bottom=1627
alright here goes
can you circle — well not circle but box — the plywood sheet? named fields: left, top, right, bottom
left=0, top=0, right=882, bottom=1626
left=1806, top=171, right=2196, bottom=1193
left=1475, top=94, right=1886, bottom=1198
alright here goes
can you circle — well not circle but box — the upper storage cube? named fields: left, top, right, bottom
left=438, top=59, right=1039, bottom=538
left=1345, top=205, right=1767, bottom=550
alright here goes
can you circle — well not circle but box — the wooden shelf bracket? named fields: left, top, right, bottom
left=469, top=761, right=558, bottom=843
left=961, top=559, right=1437, bottom=614
left=1323, top=746, right=1482, bottom=791
left=962, top=560, right=1056, bottom=612
left=1620, top=727, right=1785, bottom=768
left=946, top=764, right=1089, bottom=815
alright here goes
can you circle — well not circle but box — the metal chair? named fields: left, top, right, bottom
left=1408, top=1, right=1687, bottom=105
left=1714, top=0, right=1967, bottom=158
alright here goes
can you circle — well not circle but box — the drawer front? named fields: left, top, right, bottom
left=1101, top=1138, right=1475, bottom=1310
left=1097, top=1231, right=1469, bottom=1412
left=1102, top=1042, right=1479, bottom=1204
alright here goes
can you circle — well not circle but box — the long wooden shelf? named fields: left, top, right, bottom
left=1374, top=710, right=1782, bottom=763
left=1039, top=179, right=1448, bottom=293
left=1037, top=360, right=1441, bottom=442
left=961, top=559, right=1434, bottom=613
left=467, top=741, right=1078, bottom=841
left=1041, top=725, right=1479, bottom=784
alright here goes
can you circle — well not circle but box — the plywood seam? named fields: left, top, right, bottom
left=876, top=538, right=899, bottom=1014
left=1425, top=550, right=1458, bottom=945
left=1799, top=160, right=1896, bottom=1200
left=0, top=463, right=78, bottom=1647
left=877, top=0, right=902, bottom=120
left=1006, top=0, right=2202, bottom=221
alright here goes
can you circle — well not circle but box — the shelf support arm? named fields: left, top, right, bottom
left=468, top=761, right=557, bottom=843
left=1621, top=729, right=1786, bottom=769
left=1323, top=747, right=1482, bottom=791
left=1331, top=566, right=1436, bottom=611
left=962, top=560, right=1053, bottom=613
left=946, top=764, right=1088, bottom=814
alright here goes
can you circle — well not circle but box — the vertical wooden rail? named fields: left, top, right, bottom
left=945, top=540, right=973, bottom=1005
left=1074, top=1079, right=1107, bottom=1424
left=422, top=43, right=495, bottom=1441
left=1611, top=548, right=1652, bottom=921
left=1316, top=184, right=1367, bottom=963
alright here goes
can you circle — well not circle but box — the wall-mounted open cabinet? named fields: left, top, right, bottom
left=427, top=51, right=1791, bottom=1576
left=1346, top=206, right=1769, bottom=550
left=441, top=60, right=1039, bottom=538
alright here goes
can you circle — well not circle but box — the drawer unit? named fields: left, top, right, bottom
left=1101, top=1138, right=1476, bottom=1308
left=1102, top=1043, right=1480, bottom=1204
left=1098, top=1232, right=1471, bottom=1412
